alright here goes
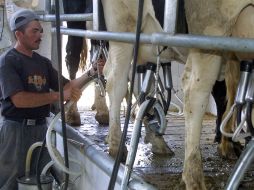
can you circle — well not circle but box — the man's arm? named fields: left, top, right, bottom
left=10, top=63, right=104, bottom=108
left=11, top=91, right=59, bottom=108
left=64, top=59, right=105, bottom=90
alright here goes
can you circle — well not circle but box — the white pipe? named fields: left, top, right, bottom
left=41, top=161, right=55, bottom=176
left=121, top=100, right=151, bottom=190
left=168, top=102, right=183, bottom=116
left=46, top=81, right=92, bottom=176
left=25, top=142, right=43, bottom=177
left=232, top=115, right=251, bottom=142
left=121, top=99, right=166, bottom=189
left=220, top=103, right=236, bottom=137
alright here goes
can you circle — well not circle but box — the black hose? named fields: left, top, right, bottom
left=246, top=102, right=254, bottom=136
left=55, top=0, right=69, bottom=189
left=164, top=88, right=171, bottom=114
left=107, top=0, right=144, bottom=189
left=236, top=104, right=242, bottom=126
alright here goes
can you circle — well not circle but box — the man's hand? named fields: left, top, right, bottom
left=64, top=87, right=82, bottom=102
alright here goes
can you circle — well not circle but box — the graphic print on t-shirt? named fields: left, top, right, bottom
left=28, top=75, right=46, bottom=91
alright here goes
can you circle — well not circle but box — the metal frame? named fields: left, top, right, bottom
left=37, top=2, right=254, bottom=53
left=50, top=28, right=254, bottom=53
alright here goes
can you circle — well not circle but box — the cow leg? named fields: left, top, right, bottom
left=211, top=80, right=227, bottom=143
left=94, top=86, right=109, bottom=125
left=104, top=43, right=132, bottom=158
left=65, top=22, right=85, bottom=126
left=218, top=5, right=254, bottom=159
left=182, top=49, right=222, bottom=190
left=144, top=119, right=174, bottom=155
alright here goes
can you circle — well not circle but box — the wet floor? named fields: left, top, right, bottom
left=74, top=109, right=254, bottom=190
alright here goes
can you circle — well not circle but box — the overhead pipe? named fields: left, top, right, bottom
left=38, top=13, right=93, bottom=22
left=52, top=28, right=254, bottom=53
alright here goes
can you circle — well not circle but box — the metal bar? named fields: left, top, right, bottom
left=226, top=139, right=254, bottom=190
left=93, top=0, right=99, bottom=31
left=38, top=13, right=93, bottom=22
left=164, top=0, right=178, bottom=34
left=54, top=28, right=254, bottom=53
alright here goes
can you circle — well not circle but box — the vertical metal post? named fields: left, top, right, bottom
left=44, top=0, right=51, bottom=14
left=93, top=0, right=99, bottom=31
left=163, top=0, right=178, bottom=34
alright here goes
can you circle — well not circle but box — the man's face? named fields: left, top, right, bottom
left=18, top=20, right=43, bottom=50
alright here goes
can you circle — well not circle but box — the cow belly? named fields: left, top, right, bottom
left=185, top=0, right=254, bottom=36
left=232, top=5, right=254, bottom=60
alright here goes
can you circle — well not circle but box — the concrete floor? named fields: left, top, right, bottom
left=74, top=109, right=254, bottom=190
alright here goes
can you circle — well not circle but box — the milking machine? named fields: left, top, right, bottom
left=115, top=0, right=184, bottom=188
left=220, top=60, right=253, bottom=141
left=90, top=40, right=108, bottom=97
left=121, top=47, right=172, bottom=189
left=218, top=60, right=254, bottom=189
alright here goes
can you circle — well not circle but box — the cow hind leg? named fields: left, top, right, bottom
left=218, top=58, right=242, bottom=159
left=218, top=5, right=254, bottom=159
left=104, top=43, right=133, bottom=158
left=182, top=49, right=222, bottom=190
left=211, top=80, right=227, bottom=143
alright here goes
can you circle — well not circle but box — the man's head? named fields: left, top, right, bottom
left=9, top=9, right=43, bottom=52
left=9, top=9, right=39, bottom=32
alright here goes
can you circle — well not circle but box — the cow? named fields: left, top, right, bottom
left=61, top=0, right=110, bottom=126
left=181, top=1, right=254, bottom=189
left=100, top=0, right=186, bottom=158
left=100, top=0, right=254, bottom=189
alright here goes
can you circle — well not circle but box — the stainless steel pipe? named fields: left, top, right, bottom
left=53, top=28, right=254, bottom=53
left=38, top=13, right=93, bottom=22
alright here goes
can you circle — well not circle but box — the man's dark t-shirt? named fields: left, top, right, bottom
left=0, top=48, right=69, bottom=119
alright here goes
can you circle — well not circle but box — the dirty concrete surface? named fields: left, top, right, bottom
left=75, top=109, right=254, bottom=190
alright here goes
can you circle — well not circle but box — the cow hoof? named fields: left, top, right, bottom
left=109, top=146, right=128, bottom=162
left=177, top=180, right=186, bottom=190
left=66, top=103, right=81, bottom=126
left=151, top=143, right=174, bottom=156
left=217, top=141, right=243, bottom=159
left=213, top=134, right=221, bottom=144
left=66, top=111, right=81, bottom=127
left=95, top=113, right=109, bottom=125
left=91, top=104, right=96, bottom=111
left=144, top=128, right=174, bottom=155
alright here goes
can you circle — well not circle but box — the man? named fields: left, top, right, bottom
left=0, top=9, right=101, bottom=189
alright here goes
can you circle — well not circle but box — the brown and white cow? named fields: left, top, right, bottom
left=101, top=0, right=254, bottom=189
left=101, top=0, right=187, bottom=158
left=182, top=1, right=254, bottom=189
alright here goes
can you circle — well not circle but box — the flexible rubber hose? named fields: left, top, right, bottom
left=46, top=80, right=92, bottom=176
